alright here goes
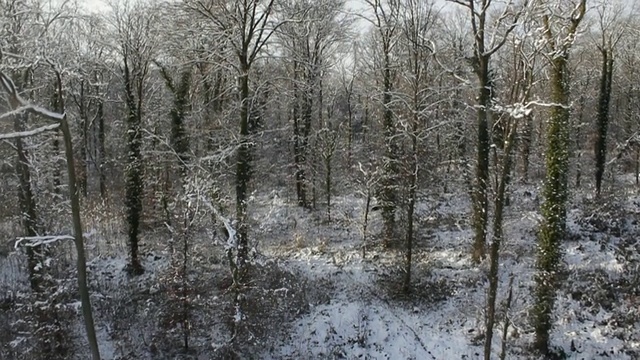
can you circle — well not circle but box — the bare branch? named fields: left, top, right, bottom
left=0, top=71, right=66, bottom=121
left=0, top=123, right=60, bottom=140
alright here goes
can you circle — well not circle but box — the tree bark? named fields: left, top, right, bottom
left=60, top=116, right=101, bottom=360
left=381, top=48, right=397, bottom=247
left=472, top=56, right=491, bottom=262
left=595, top=50, right=614, bottom=197
left=123, top=58, right=144, bottom=275
left=484, top=118, right=517, bottom=359
left=236, top=61, right=251, bottom=270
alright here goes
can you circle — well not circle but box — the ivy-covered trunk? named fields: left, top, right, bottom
left=534, top=54, right=571, bottom=355
left=533, top=3, right=585, bottom=353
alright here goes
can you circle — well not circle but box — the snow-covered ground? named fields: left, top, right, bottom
left=252, top=186, right=640, bottom=359
left=2, top=179, right=640, bottom=359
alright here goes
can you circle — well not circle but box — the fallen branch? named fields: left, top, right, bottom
left=14, top=235, right=75, bottom=248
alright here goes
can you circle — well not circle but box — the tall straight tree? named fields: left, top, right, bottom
left=448, top=0, right=526, bottom=262
left=397, top=0, right=436, bottom=292
left=484, top=27, right=537, bottom=358
left=593, top=0, right=627, bottom=197
left=594, top=46, right=614, bottom=197
left=185, top=0, right=285, bottom=274
left=278, top=0, right=350, bottom=209
left=533, top=0, right=586, bottom=354
left=1, top=0, right=46, bottom=291
left=110, top=1, right=157, bottom=275
left=364, top=0, right=401, bottom=247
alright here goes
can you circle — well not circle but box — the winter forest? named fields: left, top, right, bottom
left=1, top=0, right=640, bottom=358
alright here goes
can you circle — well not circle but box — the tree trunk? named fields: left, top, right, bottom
left=381, top=49, right=397, bottom=247
left=15, top=113, right=43, bottom=291
left=292, top=61, right=308, bottom=207
left=76, top=80, right=88, bottom=197
left=97, top=97, right=107, bottom=199
left=575, top=94, right=586, bottom=188
left=236, top=61, right=251, bottom=271
left=484, top=119, right=517, bottom=360
left=60, top=116, right=101, bottom=360
left=472, top=56, right=491, bottom=262
left=520, top=113, right=532, bottom=183
left=325, top=153, right=332, bottom=221
left=123, top=60, right=144, bottom=275
left=12, top=70, right=43, bottom=291
left=168, top=68, right=192, bottom=174
left=404, top=123, right=418, bottom=294
left=533, top=55, right=572, bottom=355
left=595, top=50, right=614, bottom=197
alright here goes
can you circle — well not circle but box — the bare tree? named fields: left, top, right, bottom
left=278, top=0, right=350, bottom=209
left=448, top=0, right=527, bottom=262
left=592, top=0, right=628, bottom=196
left=397, top=0, right=437, bottom=292
left=108, top=0, right=158, bottom=275
left=185, top=0, right=287, bottom=278
left=363, top=0, right=401, bottom=247
left=484, top=22, right=537, bottom=357
left=0, top=63, right=101, bottom=360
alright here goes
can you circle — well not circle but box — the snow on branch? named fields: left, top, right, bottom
left=0, top=70, right=65, bottom=122
left=201, top=199, right=237, bottom=249
left=492, top=103, right=533, bottom=119
left=14, top=235, right=75, bottom=249
left=608, top=132, right=640, bottom=166
left=0, top=123, right=60, bottom=140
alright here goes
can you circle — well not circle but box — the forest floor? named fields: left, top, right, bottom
left=2, top=175, right=640, bottom=359
left=253, top=180, right=640, bottom=359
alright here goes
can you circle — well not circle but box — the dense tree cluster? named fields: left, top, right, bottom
left=1, top=0, right=639, bottom=358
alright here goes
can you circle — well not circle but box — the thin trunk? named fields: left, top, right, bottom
left=404, top=123, right=418, bottom=294
left=346, top=78, right=353, bottom=165
left=381, top=48, right=397, bottom=247
left=15, top=113, right=42, bottom=291
left=60, top=116, right=101, bottom=360
left=51, top=71, right=64, bottom=196
left=636, top=147, right=639, bottom=187
left=97, top=98, right=106, bottom=198
left=363, top=96, right=369, bottom=143
left=484, top=119, right=517, bottom=360
left=499, top=276, right=515, bottom=360
left=363, top=190, right=371, bottom=259
left=14, top=70, right=42, bottom=291
left=181, top=226, right=190, bottom=351
left=236, top=60, right=251, bottom=271
left=77, top=80, right=88, bottom=197
left=52, top=135, right=61, bottom=194
left=292, top=61, right=307, bottom=207
left=325, top=153, right=332, bottom=221
left=520, top=113, right=532, bottom=183
left=575, top=94, right=586, bottom=188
